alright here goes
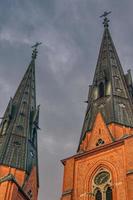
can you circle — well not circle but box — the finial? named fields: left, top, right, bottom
left=31, top=42, right=42, bottom=60
left=100, top=11, right=111, bottom=28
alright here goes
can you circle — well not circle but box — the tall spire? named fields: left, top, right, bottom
left=0, top=44, right=41, bottom=183
left=78, top=13, right=133, bottom=149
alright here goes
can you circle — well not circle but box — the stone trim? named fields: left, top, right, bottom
left=0, top=174, right=30, bottom=200
left=62, top=189, right=73, bottom=196
left=61, top=139, right=124, bottom=165
left=127, top=170, right=133, bottom=175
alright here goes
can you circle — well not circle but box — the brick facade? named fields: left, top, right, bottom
left=0, top=165, right=38, bottom=200
left=60, top=15, right=133, bottom=200
left=61, top=113, right=133, bottom=200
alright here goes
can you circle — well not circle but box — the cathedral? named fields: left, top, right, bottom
left=0, top=11, right=133, bottom=200
left=0, top=45, right=40, bottom=199
left=60, top=13, right=133, bottom=200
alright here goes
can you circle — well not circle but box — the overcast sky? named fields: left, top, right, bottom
left=0, top=0, right=133, bottom=199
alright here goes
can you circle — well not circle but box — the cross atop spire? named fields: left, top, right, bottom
left=0, top=45, right=40, bottom=186
left=78, top=13, right=133, bottom=151
left=31, top=42, right=42, bottom=60
left=100, top=11, right=111, bottom=28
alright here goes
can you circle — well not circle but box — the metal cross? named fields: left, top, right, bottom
left=100, top=11, right=111, bottom=28
left=100, top=11, right=111, bottom=18
left=31, top=42, right=42, bottom=49
left=31, top=42, right=42, bottom=60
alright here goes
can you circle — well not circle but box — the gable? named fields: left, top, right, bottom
left=80, top=112, right=113, bottom=151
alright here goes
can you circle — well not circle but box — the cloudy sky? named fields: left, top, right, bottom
left=0, top=0, right=133, bottom=199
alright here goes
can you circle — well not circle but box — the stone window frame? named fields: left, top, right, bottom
left=92, top=168, right=113, bottom=200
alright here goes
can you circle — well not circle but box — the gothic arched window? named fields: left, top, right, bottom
left=92, top=169, right=113, bottom=200
left=106, top=187, right=112, bottom=200
left=95, top=190, right=102, bottom=200
left=99, top=82, right=104, bottom=98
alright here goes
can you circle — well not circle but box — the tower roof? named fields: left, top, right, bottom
left=78, top=14, right=133, bottom=149
left=0, top=44, right=40, bottom=182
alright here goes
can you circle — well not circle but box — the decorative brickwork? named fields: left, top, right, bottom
left=61, top=121, right=133, bottom=200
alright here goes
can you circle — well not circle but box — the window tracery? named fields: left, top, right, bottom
left=91, top=169, right=112, bottom=200
left=96, top=138, right=105, bottom=147
left=95, top=189, right=102, bottom=200
left=106, top=187, right=112, bottom=200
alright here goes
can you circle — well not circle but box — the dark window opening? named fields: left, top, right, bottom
left=96, top=138, right=105, bottom=146
left=106, top=187, right=112, bottom=200
left=95, top=190, right=102, bottom=200
left=99, top=82, right=104, bottom=98
left=16, top=125, right=24, bottom=131
left=32, top=127, right=36, bottom=145
left=14, top=141, right=21, bottom=146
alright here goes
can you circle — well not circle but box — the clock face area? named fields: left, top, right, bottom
left=94, top=171, right=110, bottom=185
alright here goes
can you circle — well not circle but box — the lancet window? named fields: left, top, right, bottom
left=95, top=190, right=102, bottom=200
left=106, top=187, right=112, bottom=200
left=99, top=82, right=105, bottom=98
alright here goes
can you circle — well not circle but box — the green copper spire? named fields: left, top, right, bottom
left=78, top=14, right=133, bottom=150
left=0, top=44, right=41, bottom=185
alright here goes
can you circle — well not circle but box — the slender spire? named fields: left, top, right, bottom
left=78, top=15, right=133, bottom=150
left=0, top=45, right=41, bottom=184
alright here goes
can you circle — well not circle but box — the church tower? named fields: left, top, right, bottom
left=60, top=13, right=133, bottom=200
left=0, top=44, right=40, bottom=200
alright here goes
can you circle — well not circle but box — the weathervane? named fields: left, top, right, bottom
left=31, top=42, right=42, bottom=60
left=100, top=11, right=111, bottom=28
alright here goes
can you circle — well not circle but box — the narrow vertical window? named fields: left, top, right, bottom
left=92, top=170, right=112, bottom=200
left=95, top=190, right=102, bottom=200
left=106, top=187, right=112, bottom=200
left=99, top=82, right=104, bottom=98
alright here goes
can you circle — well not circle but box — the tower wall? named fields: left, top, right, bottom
left=0, top=166, right=25, bottom=185
left=0, top=165, right=38, bottom=200
left=61, top=140, right=133, bottom=200
left=61, top=113, right=133, bottom=200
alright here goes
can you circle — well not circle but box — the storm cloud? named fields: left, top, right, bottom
left=0, top=0, right=133, bottom=199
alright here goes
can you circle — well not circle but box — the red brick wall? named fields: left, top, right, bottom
left=63, top=158, right=75, bottom=192
left=0, top=165, right=38, bottom=200
left=61, top=113, right=133, bottom=200
left=24, top=166, right=38, bottom=200
left=0, top=181, right=19, bottom=200
left=0, top=165, right=25, bottom=186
